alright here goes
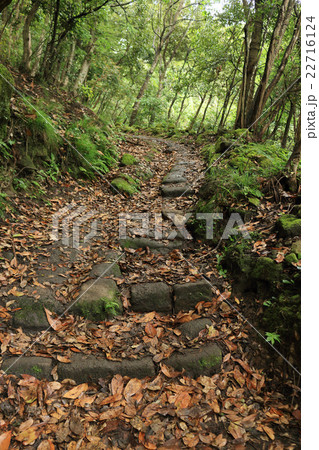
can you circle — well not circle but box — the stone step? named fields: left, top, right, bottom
left=130, top=280, right=213, bottom=314
left=162, top=173, right=188, bottom=184
left=161, top=184, right=194, bottom=198
left=1, top=341, right=222, bottom=382
left=120, top=237, right=185, bottom=253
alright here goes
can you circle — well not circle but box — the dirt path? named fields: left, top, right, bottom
left=0, top=135, right=300, bottom=448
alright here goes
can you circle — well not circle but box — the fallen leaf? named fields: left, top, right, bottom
left=63, top=383, right=89, bottom=399
left=0, top=431, right=11, bottom=450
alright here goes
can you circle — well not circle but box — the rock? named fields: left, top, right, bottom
left=13, top=297, right=51, bottom=331
left=71, top=278, right=122, bottom=321
left=179, top=318, right=212, bottom=340
left=0, top=64, right=14, bottom=139
left=173, top=281, right=212, bottom=312
left=2, top=356, right=52, bottom=379
left=135, top=166, right=154, bottom=181
left=161, top=184, right=194, bottom=198
left=162, top=173, right=187, bottom=184
left=162, top=209, right=187, bottom=220
left=57, top=354, right=155, bottom=382
left=291, top=240, right=301, bottom=259
left=214, top=136, right=232, bottom=154
left=111, top=177, right=138, bottom=195
left=90, top=262, right=122, bottom=278
left=36, top=267, right=66, bottom=284
left=120, top=153, right=138, bottom=165
left=119, top=237, right=183, bottom=253
left=165, top=343, right=222, bottom=377
left=130, top=282, right=172, bottom=313
left=251, top=257, right=282, bottom=282
left=285, top=253, right=299, bottom=264
left=276, top=214, right=301, bottom=238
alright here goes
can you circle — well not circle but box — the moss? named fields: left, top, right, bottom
left=135, top=167, right=154, bottom=181
left=252, top=257, right=282, bottom=282
left=214, top=136, right=232, bottom=154
left=0, top=64, right=14, bottom=139
left=77, top=297, right=122, bottom=321
left=291, top=240, right=301, bottom=259
left=119, top=173, right=140, bottom=187
left=276, top=214, right=301, bottom=238
left=199, top=353, right=222, bottom=369
left=111, top=177, right=138, bottom=195
left=285, top=253, right=298, bottom=264
left=31, top=365, right=42, bottom=375
left=248, top=197, right=260, bottom=207
left=121, top=153, right=138, bottom=165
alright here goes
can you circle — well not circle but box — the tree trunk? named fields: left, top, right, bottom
left=21, top=0, right=41, bottom=72
left=129, top=0, right=185, bottom=125
left=61, top=39, right=76, bottom=87
left=31, top=27, right=45, bottom=76
left=73, top=37, right=95, bottom=94
left=248, top=0, right=295, bottom=126
left=0, top=0, right=12, bottom=13
left=284, top=113, right=300, bottom=192
left=281, top=101, right=294, bottom=148
left=197, top=93, right=213, bottom=134
left=188, top=92, right=207, bottom=131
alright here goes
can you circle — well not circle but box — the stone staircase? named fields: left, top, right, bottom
left=1, top=140, right=223, bottom=382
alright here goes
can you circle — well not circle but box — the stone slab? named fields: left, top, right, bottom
left=90, top=262, right=122, bottom=278
left=71, top=278, right=122, bottom=321
left=179, top=318, right=212, bottom=340
left=130, top=282, right=172, bottom=313
left=57, top=354, right=155, bottom=382
left=173, top=281, right=212, bottom=312
left=161, top=184, right=194, bottom=198
left=2, top=356, right=52, bottom=379
left=120, top=237, right=183, bottom=253
left=165, top=344, right=222, bottom=378
left=162, top=173, right=187, bottom=184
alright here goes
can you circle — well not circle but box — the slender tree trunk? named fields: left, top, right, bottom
left=129, top=49, right=162, bottom=126
left=188, top=92, right=207, bottom=131
left=42, top=0, right=60, bottom=79
left=31, top=27, right=45, bottom=76
left=284, top=113, right=301, bottom=192
left=197, top=93, right=213, bottom=134
left=248, top=0, right=295, bottom=126
left=176, top=88, right=189, bottom=127
left=73, top=37, right=95, bottom=94
left=129, top=0, right=185, bottom=125
left=61, top=39, right=76, bottom=87
left=281, top=101, right=294, bottom=148
left=21, top=0, right=41, bottom=72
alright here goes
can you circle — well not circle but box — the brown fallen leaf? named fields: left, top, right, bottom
left=262, top=424, right=275, bottom=440
left=63, top=383, right=89, bottom=399
left=0, top=431, right=11, bottom=450
left=124, top=378, right=143, bottom=402
left=160, top=363, right=181, bottom=378
left=145, top=322, right=157, bottom=337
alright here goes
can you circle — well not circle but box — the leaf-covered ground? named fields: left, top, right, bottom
left=0, top=136, right=300, bottom=448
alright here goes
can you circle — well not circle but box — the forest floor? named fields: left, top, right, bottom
left=0, top=134, right=301, bottom=449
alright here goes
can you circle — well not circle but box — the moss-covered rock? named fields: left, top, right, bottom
left=111, top=177, right=138, bottom=195
left=251, top=257, right=282, bottom=282
left=135, top=166, right=154, bottom=181
left=285, top=253, right=299, bottom=264
left=72, top=279, right=122, bottom=321
left=214, top=136, right=232, bottom=154
left=0, top=64, right=14, bottom=139
left=120, top=153, right=138, bottom=165
left=291, top=240, right=301, bottom=259
left=119, top=173, right=140, bottom=187
left=276, top=214, right=301, bottom=238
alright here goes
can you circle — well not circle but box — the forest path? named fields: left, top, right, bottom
left=0, top=134, right=300, bottom=448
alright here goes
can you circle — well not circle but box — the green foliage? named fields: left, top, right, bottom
left=120, top=153, right=138, bottom=165
left=265, top=332, right=281, bottom=345
left=66, top=117, right=118, bottom=177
